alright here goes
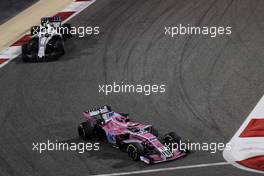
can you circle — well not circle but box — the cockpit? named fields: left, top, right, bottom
left=115, top=115, right=130, bottom=123
left=128, top=127, right=141, bottom=133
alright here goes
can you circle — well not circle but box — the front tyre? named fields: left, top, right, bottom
left=54, top=38, right=65, bottom=56
left=163, top=132, right=182, bottom=144
left=22, top=38, right=39, bottom=62
left=163, top=132, right=190, bottom=153
left=61, top=23, right=72, bottom=39
left=126, top=143, right=144, bottom=161
left=46, top=36, right=65, bottom=60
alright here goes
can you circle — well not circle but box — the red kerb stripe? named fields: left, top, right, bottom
left=0, top=58, right=9, bottom=64
left=11, top=34, right=31, bottom=46
left=53, top=12, right=75, bottom=22
left=237, top=155, right=264, bottom=171
left=240, top=118, right=264, bottom=137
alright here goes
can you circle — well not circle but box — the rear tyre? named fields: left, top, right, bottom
left=22, top=44, right=30, bottom=62
left=22, top=38, right=39, bottom=62
left=78, top=121, right=94, bottom=140
left=94, top=124, right=106, bottom=140
left=126, top=143, right=145, bottom=161
left=54, top=38, right=65, bottom=55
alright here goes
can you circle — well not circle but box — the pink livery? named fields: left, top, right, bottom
left=78, top=105, right=189, bottom=164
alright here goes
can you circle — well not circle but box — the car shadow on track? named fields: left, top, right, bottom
left=62, top=34, right=101, bottom=62
left=59, top=137, right=147, bottom=169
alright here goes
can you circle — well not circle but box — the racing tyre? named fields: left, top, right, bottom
left=78, top=121, right=94, bottom=140
left=54, top=38, right=65, bottom=55
left=126, top=143, right=145, bottom=161
left=47, top=36, right=65, bottom=59
left=22, top=38, right=39, bottom=62
left=94, top=124, right=106, bottom=140
left=61, top=23, right=72, bottom=39
left=163, top=132, right=181, bottom=152
left=163, top=132, right=182, bottom=144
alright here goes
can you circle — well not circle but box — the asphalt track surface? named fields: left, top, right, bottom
left=0, top=0, right=264, bottom=176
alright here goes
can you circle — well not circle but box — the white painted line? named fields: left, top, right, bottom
left=90, top=162, right=230, bottom=176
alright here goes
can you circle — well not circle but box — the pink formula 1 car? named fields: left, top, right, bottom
left=78, top=106, right=189, bottom=164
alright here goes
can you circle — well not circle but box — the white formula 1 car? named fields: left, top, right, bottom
left=22, top=16, right=71, bottom=62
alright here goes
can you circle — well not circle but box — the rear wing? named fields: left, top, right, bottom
left=41, top=16, right=61, bottom=23
left=84, top=105, right=112, bottom=117
left=41, top=16, right=61, bottom=26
